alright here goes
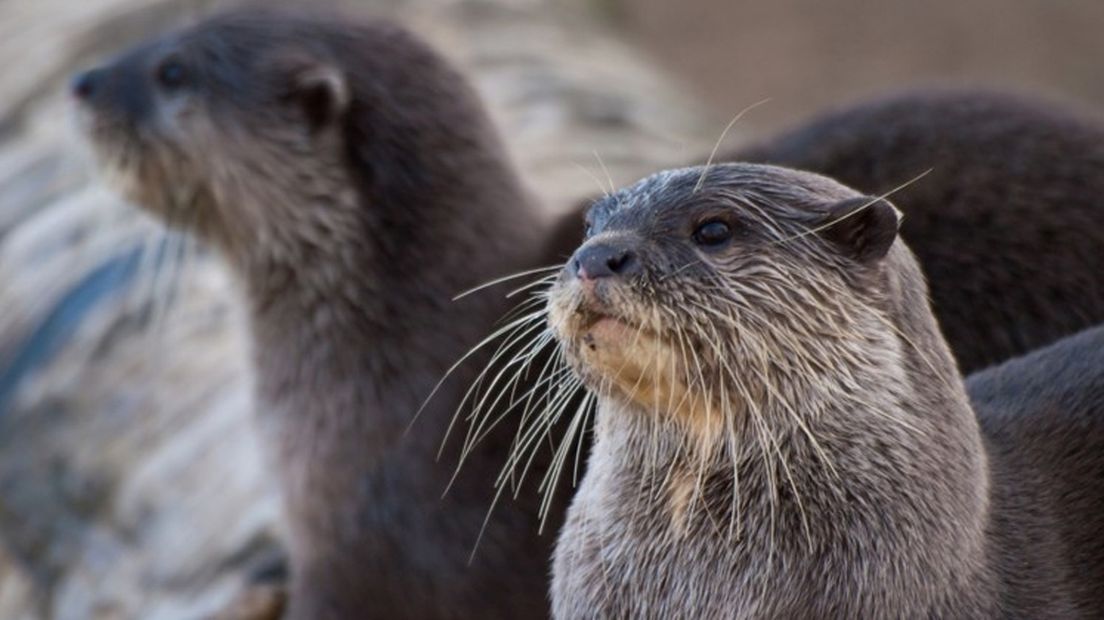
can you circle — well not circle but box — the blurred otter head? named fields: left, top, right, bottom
left=70, top=9, right=504, bottom=265
left=548, top=163, right=903, bottom=442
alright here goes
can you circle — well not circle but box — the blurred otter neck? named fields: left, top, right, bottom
left=232, top=136, right=543, bottom=450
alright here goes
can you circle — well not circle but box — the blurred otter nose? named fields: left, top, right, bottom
left=573, top=242, right=639, bottom=280
left=70, top=69, right=102, bottom=101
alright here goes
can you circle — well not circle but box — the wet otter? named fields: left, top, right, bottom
left=72, top=8, right=573, bottom=619
left=735, top=90, right=1104, bottom=373
left=547, top=163, right=1104, bottom=617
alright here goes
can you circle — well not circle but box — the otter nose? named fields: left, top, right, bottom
left=70, top=69, right=102, bottom=101
left=573, top=243, right=639, bottom=280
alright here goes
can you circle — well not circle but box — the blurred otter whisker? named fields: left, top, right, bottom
left=136, top=184, right=199, bottom=340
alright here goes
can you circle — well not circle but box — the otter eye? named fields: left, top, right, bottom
left=155, top=59, right=188, bottom=91
left=693, top=220, right=732, bottom=247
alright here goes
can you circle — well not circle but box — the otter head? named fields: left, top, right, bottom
left=70, top=10, right=491, bottom=267
left=548, top=163, right=903, bottom=442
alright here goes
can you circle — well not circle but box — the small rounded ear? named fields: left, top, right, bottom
left=282, top=60, right=349, bottom=133
left=818, top=196, right=901, bottom=263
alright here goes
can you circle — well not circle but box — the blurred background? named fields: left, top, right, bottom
left=620, top=0, right=1104, bottom=134
left=1, top=0, right=1101, bottom=617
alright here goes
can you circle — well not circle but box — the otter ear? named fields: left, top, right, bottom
left=818, top=196, right=901, bottom=263
left=284, top=63, right=349, bottom=132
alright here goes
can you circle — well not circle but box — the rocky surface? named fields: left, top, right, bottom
left=0, top=1, right=716, bottom=618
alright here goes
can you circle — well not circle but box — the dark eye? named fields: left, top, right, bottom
left=693, top=220, right=732, bottom=247
left=155, top=59, right=188, bottom=90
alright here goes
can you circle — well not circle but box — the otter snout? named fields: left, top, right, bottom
left=572, top=241, right=640, bottom=281
left=69, top=59, right=154, bottom=124
left=70, top=69, right=102, bottom=101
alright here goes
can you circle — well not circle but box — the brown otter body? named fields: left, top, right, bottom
left=734, top=90, right=1104, bottom=373
left=72, top=9, right=573, bottom=619
left=547, top=163, right=1104, bottom=617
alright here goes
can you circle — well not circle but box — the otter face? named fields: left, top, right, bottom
left=548, top=164, right=900, bottom=430
left=71, top=12, right=353, bottom=248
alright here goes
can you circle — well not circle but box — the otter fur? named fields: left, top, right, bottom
left=547, top=163, right=1104, bottom=618
left=72, top=8, right=574, bottom=619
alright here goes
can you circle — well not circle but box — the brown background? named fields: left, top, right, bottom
left=615, top=0, right=1104, bottom=136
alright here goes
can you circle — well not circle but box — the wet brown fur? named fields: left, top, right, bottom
left=73, top=8, right=576, bottom=619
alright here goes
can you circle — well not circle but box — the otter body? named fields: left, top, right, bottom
left=736, top=90, right=1104, bottom=373
left=74, top=10, right=570, bottom=619
left=548, top=164, right=1104, bottom=618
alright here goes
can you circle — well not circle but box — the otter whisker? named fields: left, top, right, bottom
left=592, top=150, right=617, bottom=196
left=694, top=98, right=772, bottom=193
left=147, top=187, right=198, bottom=333
left=461, top=333, right=560, bottom=454
left=495, top=350, right=578, bottom=484
left=451, top=264, right=565, bottom=301
left=453, top=314, right=556, bottom=466
left=572, top=390, right=596, bottom=486
left=659, top=258, right=705, bottom=281
left=470, top=369, right=576, bottom=553
left=507, top=373, right=584, bottom=496
left=572, top=161, right=612, bottom=199
left=775, top=169, right=931, bottom=246
left=499, top=335, right=570, bottom=474
left=412, top=299, right=547, bottom=438
left=505, top=272, right=559, bottom=299
left=468, top=346, right=569, bottom=460
left=724, top=401, right=743, bottom=543
left=430, top=308, right=547, bottom=458
left=537, top=386, right=593, bottom=530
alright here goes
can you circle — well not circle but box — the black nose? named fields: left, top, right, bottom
left=573, top=242, right=639, bottom=280
left=70, top=69, right=101, bottom=100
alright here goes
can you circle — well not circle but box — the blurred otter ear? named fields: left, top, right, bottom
left=818, top=196, right=901, bottom=263
left=283, top=61, right=349, bottom=132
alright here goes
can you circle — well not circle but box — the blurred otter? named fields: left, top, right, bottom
left=547, top=163, right=1104, bottom=617
left=72, top=8, right=575, bottom=619
left=734, top=90, right=1104, bottom=372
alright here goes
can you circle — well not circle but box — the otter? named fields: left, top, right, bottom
left=733, top=90, right=1104, bottom=373
left=72, top=9, right=575, bottom=619
left=546, top=163, right=1104, bottom=617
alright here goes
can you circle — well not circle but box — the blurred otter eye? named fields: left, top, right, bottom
left=155, top=59, right=188, bottom=90
left=693, top=220, right=732, bottom=247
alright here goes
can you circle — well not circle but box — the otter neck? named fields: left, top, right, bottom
left=587, top=258, right=990, bottom=590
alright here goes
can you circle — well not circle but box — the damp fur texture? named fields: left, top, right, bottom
left=546, top=163, right=1104, bottom=618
